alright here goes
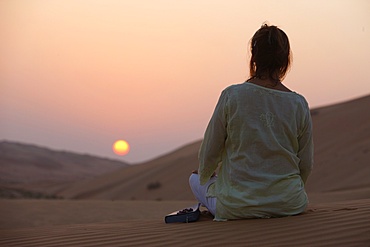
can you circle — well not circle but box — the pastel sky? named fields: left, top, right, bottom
left=1, top=0, right=369, bottom=163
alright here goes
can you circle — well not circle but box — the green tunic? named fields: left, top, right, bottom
left=199, top=82, right=314, bottom=221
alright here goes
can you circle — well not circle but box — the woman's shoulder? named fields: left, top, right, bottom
left=292, top=92, right=310, bottom=107
left=221, top=82, right=310, bottom=106
left=221, top=82, right=249, bottom=95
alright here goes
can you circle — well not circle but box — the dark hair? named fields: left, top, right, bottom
left=249, top=24, right=292, bottom=82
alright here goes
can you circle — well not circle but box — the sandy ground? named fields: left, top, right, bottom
left=0, top=200, right=197, bottom=229
left=0, top=198, right=369, bottom=246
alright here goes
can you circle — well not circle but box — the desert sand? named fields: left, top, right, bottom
left=0, top=95, right=369, bottom=246
left=0, top=199, right=369, bottom=246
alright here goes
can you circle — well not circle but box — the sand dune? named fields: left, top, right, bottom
left=57, top=95, right=370, bottom=202
left=58, top=141, right=202, bottom=200
left=305, top=95, right=370, bottom=195
left=0, top=141, right=128, bottom=198
left=1, top=95, right=369, bottom=246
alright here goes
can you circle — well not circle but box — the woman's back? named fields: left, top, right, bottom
left=200, top=82, right=312, bottom=219
left=203, top=82, right=313, bottom=220
left=191, top=24, right=314, bottom=221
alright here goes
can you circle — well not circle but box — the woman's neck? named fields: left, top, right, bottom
left=247, top=77, right=292, bottom=92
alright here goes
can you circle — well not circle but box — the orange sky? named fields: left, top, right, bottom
left=1, top=0, right=369, bottom=163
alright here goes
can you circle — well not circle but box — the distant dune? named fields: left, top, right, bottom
left=58, top=140, right=202, bottom=200
left=54, top=95, right=370, bottom=202
left=0, top=142, right=129, bottom=198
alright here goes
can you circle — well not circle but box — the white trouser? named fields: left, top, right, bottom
left=189, top=173, right=217, bottom=216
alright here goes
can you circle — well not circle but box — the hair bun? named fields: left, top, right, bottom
left=249, top=24, right=291, bottom=81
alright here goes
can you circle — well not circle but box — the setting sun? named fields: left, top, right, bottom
left=113, top=140, right=130, bottom=156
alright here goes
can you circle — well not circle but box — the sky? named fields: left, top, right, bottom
left=1, top=0, right=369, bottom=164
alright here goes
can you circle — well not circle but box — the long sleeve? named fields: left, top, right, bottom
left=297, top=107, right=314, bottom=184
left=198, top=90, right=228, bottom=185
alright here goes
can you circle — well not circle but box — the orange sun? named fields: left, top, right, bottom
left=113, top=140, right=130, bottom=156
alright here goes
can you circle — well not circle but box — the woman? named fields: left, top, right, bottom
left=189, top=24, right=314, bottom=221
